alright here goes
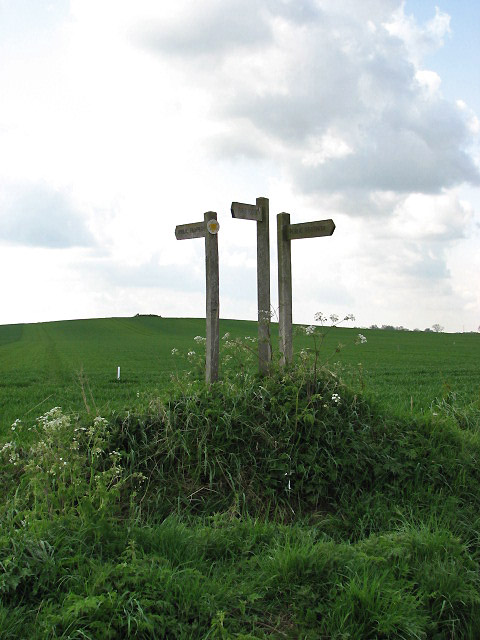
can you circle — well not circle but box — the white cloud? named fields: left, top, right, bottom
left=389, top=191, right=473, bottom=241
left=384, top=4, right=451, bottom=64
left=0, top=0, right=478, bottom=331
left=414, top=69, right=441, bottom=97
left=0, top=182, right=95, bottom=248
left=134, top=0, right=478, bottom=197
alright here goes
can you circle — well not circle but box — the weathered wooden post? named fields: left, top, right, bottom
left=277, top=214, right=335, bottom=366
left=175, top=212, right=220, bottom=383
left=231, top=197, right=272, bottom=375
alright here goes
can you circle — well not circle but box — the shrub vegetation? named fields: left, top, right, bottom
left=1, top=321, right=480, bottom=637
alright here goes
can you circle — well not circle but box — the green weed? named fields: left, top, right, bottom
left=0, top=321, right=480, bottom=637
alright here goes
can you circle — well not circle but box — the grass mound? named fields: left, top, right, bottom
left=114, top=367, right=480, bottom=537
left=1, top=365, right=480, bottom=638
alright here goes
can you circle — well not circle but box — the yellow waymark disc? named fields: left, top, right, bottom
left=207, top=219, right=220, bottom=235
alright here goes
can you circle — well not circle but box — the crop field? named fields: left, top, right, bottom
left=1, top=316, right=480, bottom=638
left=0, top=315, right=478, bottom=433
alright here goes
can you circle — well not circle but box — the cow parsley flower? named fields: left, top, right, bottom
left=356, top=333, right=367, bottom=344
left=331, top=393, right=341, bottom=404
left=305, top=325, right=316, bottom=335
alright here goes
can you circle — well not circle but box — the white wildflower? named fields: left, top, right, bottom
left=331, top=393, right=341, bottom=404
left=305, top=325, right=316, bottom=335
left=344, top=313, right=355, bottom=321
left=314, top=312, right=326, bottom=323
left=222, top=332, right=230, bottom=340
left=356, top=333, right=367, bottom=344
left=329, top=314, right=339, bottom=324
left=194, top=336, right=206, bottom=344
left=187, top=350, right=196, bottom=358
left=171, top=348, right=179, bottom=356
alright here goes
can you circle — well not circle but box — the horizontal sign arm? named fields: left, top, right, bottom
left=175, top=221, right=206, bottom=240
left=288, top=219, right=335, bottom=240
left=231, top=202, right=263, bottom=221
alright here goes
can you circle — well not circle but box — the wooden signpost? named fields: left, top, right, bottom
left=175, top=212, right=220, bottom=383
left=277, top=214, right=335, bottom=365
left=231, top=197, right=272, bottom=375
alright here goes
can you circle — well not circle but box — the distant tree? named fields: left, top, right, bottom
left=369, top=324, right=378, bottom=329
left=381, top=324, right=395, bottom=331
left=424, top=328, right=432, bottom=332
left=413, top=328, right=421, bottom=332
left=432, top=324, right=444, bottom=333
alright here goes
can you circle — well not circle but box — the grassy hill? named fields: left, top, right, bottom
left=0, top=316, right=478, bottom=433
left=1, top=317, right=480, bottom=637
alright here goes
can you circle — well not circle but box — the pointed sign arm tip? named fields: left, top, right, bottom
left=231, top=202, right=262, bottom=221
left=175, top=221, right=206, bottom=240
left=288, top=218, right=335, bottom=240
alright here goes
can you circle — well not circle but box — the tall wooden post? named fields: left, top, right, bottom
left=277, top=214, right=335, bottom=367
left=256, top=197, right=272, bottom=375
left=277, top=213, right=292, bottom=366
left=175, top=212, right=220, bottom=383
left=231, top=197, right=272, bottom=375
left=204, top=211, right=219, bottom=383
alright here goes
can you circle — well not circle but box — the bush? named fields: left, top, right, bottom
left=2, top=363, right=480, bottom=637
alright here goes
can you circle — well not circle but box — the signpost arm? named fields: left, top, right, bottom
left=205, top=211, right=219, bottom=383
left=277, top=213, right=292, bottom=365
left=256, top=197, right=272, bottom=375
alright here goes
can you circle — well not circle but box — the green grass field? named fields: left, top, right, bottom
left=0, top=315, right=478, bottom=433
left=1, top=316, right=480, bottom=638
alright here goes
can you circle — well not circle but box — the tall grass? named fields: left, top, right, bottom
left=1, top=342, right=480, bottom=638
left=1, top=316, right=479, bottom=432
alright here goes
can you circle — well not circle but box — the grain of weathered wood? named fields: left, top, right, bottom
left=231, top=202, right=263, bottom=221
left=175, top=222, right=206, bottom=240
left=256, top=197, right=272, bottom=375
left=277, top=212, right=293, bottom=365
left=204, top=211, right=219, bottom=383
left=175, top=213, right=219, bottom=384
left=277, top=213, right=336, bottom=367
left=231, top=197, right=272, bottom=375
left=288, top=219, right=335, bottom=240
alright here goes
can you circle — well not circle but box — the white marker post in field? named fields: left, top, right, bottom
left=175, top=212, right=220, bottom=383
left=277, top=214, right=335, bottom=366
left=231, top=197, right=272, bottom=375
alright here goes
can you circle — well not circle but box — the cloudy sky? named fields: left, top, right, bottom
left=1, top=0, right=479, bottom=332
